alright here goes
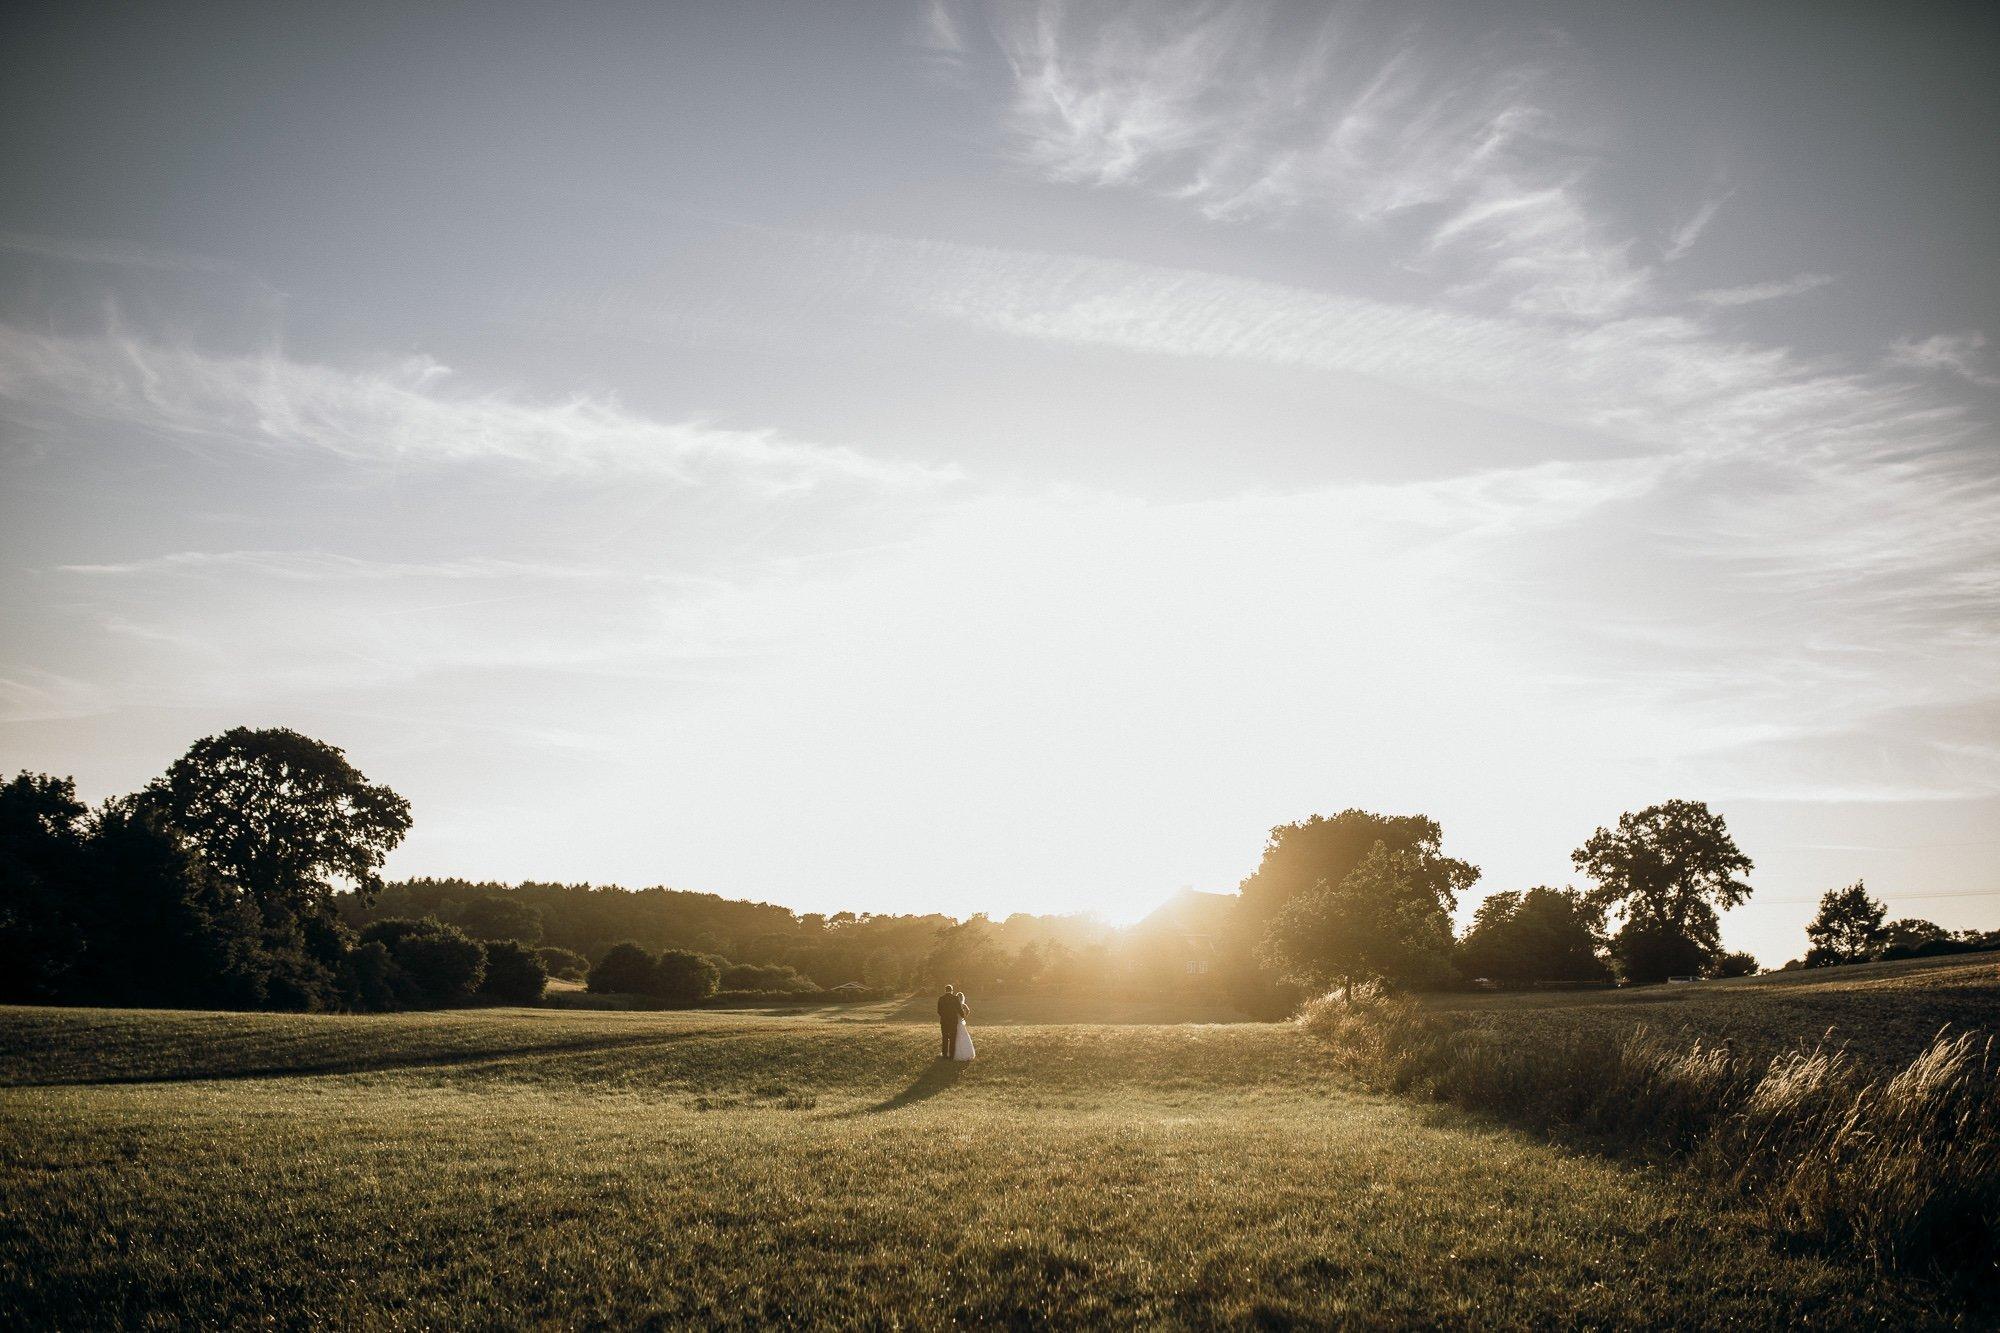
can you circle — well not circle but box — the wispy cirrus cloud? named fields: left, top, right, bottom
left=1692, top=273, right=1835, bottom=308
left=0, top=322, right=954, bottom=492
left=1889, top=330, right=1998, bottom=387
left=981, top=0, right=1654, bottom=319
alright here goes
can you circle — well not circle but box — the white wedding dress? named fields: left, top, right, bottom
left=951, top=1019, right=976, bottom=1061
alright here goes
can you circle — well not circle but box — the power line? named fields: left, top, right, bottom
left=1751, top=887, right=2000, bottom=906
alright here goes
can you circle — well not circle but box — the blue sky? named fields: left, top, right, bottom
left=3, top=0, right=1996, bottom=961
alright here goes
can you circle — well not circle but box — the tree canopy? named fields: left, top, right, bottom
left=1259, top=840, right=1475, bottom=996
left=145, top=727, right=412, bottom=918
left=1804, top=881, right=1885, bottom=966
left=1571, top=799, right=1752, bottom=956
left=1456, top=886, right=1610, bottom=986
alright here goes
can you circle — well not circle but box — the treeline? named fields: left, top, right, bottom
left=342, top=876, right=1184, bottom=992
left=0, top=729, right=548, bottom=1012
left=338, top=878, right=1120, bottom=994
left=1789, top=880, right=1997, bottom=970
left=10, top=722, right=1976, bottom=1018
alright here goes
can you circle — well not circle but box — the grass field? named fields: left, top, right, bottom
left=2, top=970, right=1991, bottom=1328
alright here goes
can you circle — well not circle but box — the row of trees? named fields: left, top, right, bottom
left=1246, top=800, right=1761, bottom=998
left=0, top=728, right=556, bottom=1012
left=1798, top=881, right=1997, bottom=968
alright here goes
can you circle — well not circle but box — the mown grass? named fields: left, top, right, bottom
left=1305, top=955, right=2000, bottom=1288
left=0, top=999, right=1975, bottom=1329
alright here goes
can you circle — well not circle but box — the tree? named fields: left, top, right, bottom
left=1876, top=917, right=1953, bottom=959
left=1572, top=800, right=1752, bottom=971
left=589, top=941, right=656, bottom=994
left=535, top=945, right=590, bottom=981
left=1611, top=918, right=1712, bottom=985
left=1259, top=841, right=1474, bottom=998
left=1803, top=881, right=1885, bottom=966
left=145, top=728, right=412, bottom=922
left=70, top=797, right=270, bottom=1010
left=358, top=918, right=485, bottom=1005
left=0, top=773, right=90, bottom=1001
left=1239, top=811, right=1461, bottom=923
left=1456, top=887, right=1609, bottom=986
left=1710, top=950, right=1759, bottom=978
left=456, top=895, right=543, bottom=945
left=477, top=939, right=547, bottom=1004
left=650, top=949, right=720, bottom=1005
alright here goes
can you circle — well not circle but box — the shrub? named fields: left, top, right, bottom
left=478, top=938, right=547, bottom=1004
left=652, top=949, right=721, bottom=1006
left=360, top=917, right=486, bottom=1005
left=1299, top=988, right=2000, bottom=1278
left=721, top=962, right=814, bottom=992
left=536, top=945, right=589, bottom=981
left=1611, top=918, right=1710, bottom=984
left=588, top=941, right=656, bottom=994
left=1709, top=950, right=1759, bottom=978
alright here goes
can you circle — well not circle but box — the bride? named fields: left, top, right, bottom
left=938, top=984, right=976, bottom=1061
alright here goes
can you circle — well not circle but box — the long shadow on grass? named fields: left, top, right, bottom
left=850, top=1059, right=966, bottom=1115
left=5, top=1030, right=709, bottom=1089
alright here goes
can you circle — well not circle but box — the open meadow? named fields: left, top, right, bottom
left=5, top=968, right=1995, bottom=1329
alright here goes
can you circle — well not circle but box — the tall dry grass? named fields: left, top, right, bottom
left=1300, top=986, right=2000, bottom=1282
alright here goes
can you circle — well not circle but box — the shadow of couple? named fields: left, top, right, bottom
left=860, top=1058, right=967, bottom=1115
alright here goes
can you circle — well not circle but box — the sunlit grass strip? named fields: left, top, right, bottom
left=1299, top=987, right=1999, bottom=1281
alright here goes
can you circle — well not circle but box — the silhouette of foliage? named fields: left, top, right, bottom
left=477, top=939, right=547, bottom=1004
left=145, top=727, right=412, bottom=919
left=651, top=949, right=720, bottom=1006
left=1260, top=840, right=1475, bottom=996
left=535, top=945, right=589, bottom=981
left=1457, top=886, right=1610, bottom=986
left=1804, top=881, right=1886, bottom=966
left=359, top=918, right=486, bottom=1006
left=0, top=773, right=89, bottom=1001
left=1573, top=800, right=1752, bottom=966
left=588, top=941, right=657, bottom=994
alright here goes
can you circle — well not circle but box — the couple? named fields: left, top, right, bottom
left=935, top=984, right=976, bottom=1061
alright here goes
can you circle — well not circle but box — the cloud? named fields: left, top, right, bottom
left=987, top=0, right=1651, bottom=319
left=815, top=232, right=1960, bottom=465
left=1692, top=273, right=1834, bottom=308
left=1663, top=194, right=1730, bottom=262
left=55, top=551, right=626, bottom=583
left=0, top=322, right=955, bottom=492
left=1888, top=331, right=1998, bottom=387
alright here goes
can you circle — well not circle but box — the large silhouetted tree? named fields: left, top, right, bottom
left=1572, top=800, right=1751, bottom=980
left=0, top=773, right=90, bottom=1001
left=1803, top=881, right=1885, bottom=966
left=146, top=727, right=412, bottom=920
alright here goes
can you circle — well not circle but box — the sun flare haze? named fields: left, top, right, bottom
left=3, top=0, right=1997, bottom=968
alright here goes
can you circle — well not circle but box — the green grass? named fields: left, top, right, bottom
left=1428, top=953, right=2000, bottom=1071
left=1306, top=955, right=2000, bottom=1286
left=0, top=993, right=1978, bottom=1328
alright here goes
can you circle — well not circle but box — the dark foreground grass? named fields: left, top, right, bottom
left=0, top=1003, right=1972, bottom=1329
left=1306, top=956, right=2000, bottom=1289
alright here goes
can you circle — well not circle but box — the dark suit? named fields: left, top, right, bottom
left=937, top=991, right=967, bottom=1056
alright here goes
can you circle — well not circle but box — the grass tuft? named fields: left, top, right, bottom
left=1300, top=985, right=2000, bottom=1282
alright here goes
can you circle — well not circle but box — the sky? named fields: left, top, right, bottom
left=2, top=0, right=1997, bottom=964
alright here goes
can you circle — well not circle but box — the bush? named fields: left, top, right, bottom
left=1611, top=919, right=1711, bottom=984
left=360, top=917, right=486, bottom=1006
left=588, top=941, right=657, bottom=994
left=536, top=946, right=589, bottom=981
left=478, top=938, right=547, bottom=1004
left=651, top=949, right=720, bottom=1006
left=1709, top=950, right=1759, bottom=978
left=721, top=962, right=814, bottom=992
left=1298, top=987, right=2000, bottom=1278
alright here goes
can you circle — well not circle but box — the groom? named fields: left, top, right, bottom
left=936, top=984, right=968, bottom=1058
